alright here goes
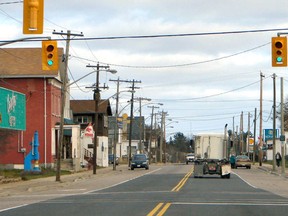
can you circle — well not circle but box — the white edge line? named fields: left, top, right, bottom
left=84, top=168, right=162, bottom=194
left=232, top=171, right=258, bottom=189
left=0, top=204, right=28, bottom=213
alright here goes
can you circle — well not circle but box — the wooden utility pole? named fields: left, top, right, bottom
left=240, top=111, right=243, bottom=154
left=134, top=97, right=151, bottom=153
left=272, top=73, right=276, bottom=171
left=110, top=78, right=135, bottom=170
left=128, top=79, right=141, bottom=167
left=259, top=72, right=265, bottom=166
left=87, top=63, right=111, bottom=174
left=247, top=112, right=250, bottom=157
left=253, top=108, right=257, bottom=164
left=53, top=30, right=83, bottom=181
left=281, top=77, right=286, bottom=175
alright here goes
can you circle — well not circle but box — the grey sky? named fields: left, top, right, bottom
left=1, top=0, right=288, bottom=138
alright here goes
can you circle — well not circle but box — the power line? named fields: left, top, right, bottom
left=53, top=27, right=288, bottom=41
left=71, top=42, right=269, bottom=69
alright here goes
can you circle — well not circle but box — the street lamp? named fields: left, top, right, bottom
left=86, top=63, right=117, bottom=175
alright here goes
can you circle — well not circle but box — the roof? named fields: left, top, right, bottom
left=0, top=48, right=63, bottom=78
left=70, top=100, right=113, bottom=116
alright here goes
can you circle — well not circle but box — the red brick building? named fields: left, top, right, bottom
left=0, top=48, right=64, bottom=169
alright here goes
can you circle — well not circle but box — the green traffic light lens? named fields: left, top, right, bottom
left=47, top=60, right=54, bottom=66
left=276, top=57, right=283, bottom=62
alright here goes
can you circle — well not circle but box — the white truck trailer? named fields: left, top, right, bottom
left=194, top=133, right=226, bottom=160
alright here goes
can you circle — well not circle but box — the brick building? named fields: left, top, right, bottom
left=0, top=47, right=66, bottom=169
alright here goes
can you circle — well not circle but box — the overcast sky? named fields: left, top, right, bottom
left=1, top=0, right=288, bottom=139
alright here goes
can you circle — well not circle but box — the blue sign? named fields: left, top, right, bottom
left=264, top=129, right=279, bottom=142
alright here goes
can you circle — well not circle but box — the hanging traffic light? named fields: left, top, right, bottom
left=23, top=0, right=44, bottom=34
left=272, top=36, right=287, bottom=67
left=42, top=40, right=59, bottom=71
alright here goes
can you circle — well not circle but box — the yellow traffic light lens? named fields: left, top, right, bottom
left=47, top=53, right=53, bottom=59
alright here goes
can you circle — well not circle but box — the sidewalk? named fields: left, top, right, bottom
left=0, top=165, right=133, bottom=197
left=256, top=163, right=288, bottom=178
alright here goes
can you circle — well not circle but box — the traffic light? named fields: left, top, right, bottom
left=42, top=41, right=59, bottom=71
left=272, top=36, right=287, bottom=67
left=23, top=0, right=44, bottom=34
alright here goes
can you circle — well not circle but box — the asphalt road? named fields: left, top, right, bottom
left=1, top=164, right=288, bottom=216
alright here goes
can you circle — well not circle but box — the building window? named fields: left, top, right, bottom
left=74, top=116, right=92, bottom=124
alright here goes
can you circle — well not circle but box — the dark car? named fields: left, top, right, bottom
left=108, top=154, right=119, bottom=165
left=235, top=155, right=251, bottom=169
left=131, top=154, right=149, bottom=170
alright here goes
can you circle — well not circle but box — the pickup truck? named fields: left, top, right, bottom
left=186, top=153, right=195, bottom=164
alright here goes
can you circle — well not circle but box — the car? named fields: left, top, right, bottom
left=235, top=155, right=251, bottom=169
left=131, top=154, right=149, bottom=170
left=186, top=153, right=195, bottom=164
left=108, top=154, right=119, bottom=165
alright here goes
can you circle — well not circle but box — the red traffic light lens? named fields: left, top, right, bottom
left=46, top=45, right=54, bottom=52
left=275, top=41, right=283, bottom=49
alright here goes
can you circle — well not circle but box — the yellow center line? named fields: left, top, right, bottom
left=147, top=203, right=171, bottom=216
left=156, top=203, right=171, bottom=216
left=171, top=167, right=194, bottom=192
left=147, top=203, right=164, bottom=216
left=147, top=167, right=194, bottom=216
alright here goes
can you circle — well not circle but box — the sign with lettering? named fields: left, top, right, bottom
left=0, top=87, right=26, bottom=130
left=264, top=129, right=279, bottom=142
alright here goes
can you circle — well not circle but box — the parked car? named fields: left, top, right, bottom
left=108, top=154, right=119, bottom=165
left=235, top=155, right=251, bottom=169
left=131, top=154, right=149, bottom=170
left=186, top=153, right=195, bottom=164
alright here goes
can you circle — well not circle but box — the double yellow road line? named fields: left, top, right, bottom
left=147, top=167, right=194, bottom=215
left=171, top=167, right=193, bottom=192
left=147, top=203, right=171, bottom=216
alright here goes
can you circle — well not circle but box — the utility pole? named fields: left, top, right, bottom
left=272, top=73, right=276, bottom=171
left=253, top=108, right=257, bottom=164
left=240, top=111, right=243, bottom=154
left=109, top=78, right=134, bottom=170
left=281, top=77, right=286, bottom=175
left=53, top=30, right=83, bottom=182
left=134, top=97, right=151, bottom=153
left=148, top=105, right=160, bottom=163
left=247, top=112, right=250, bottom=157
left=128, top=79, right=141, bottom=167
left=259, top=72, right=265, bottom=166
left=232, top=116, right=235, bottom=154
left=87, top=63, right=111, bottom=174
left=159, top=111, right=168, bottom=163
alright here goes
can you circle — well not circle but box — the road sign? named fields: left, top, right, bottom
left=0, top=87, right=26, bottom=130
left=264, top=129, right=279, bottom=142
